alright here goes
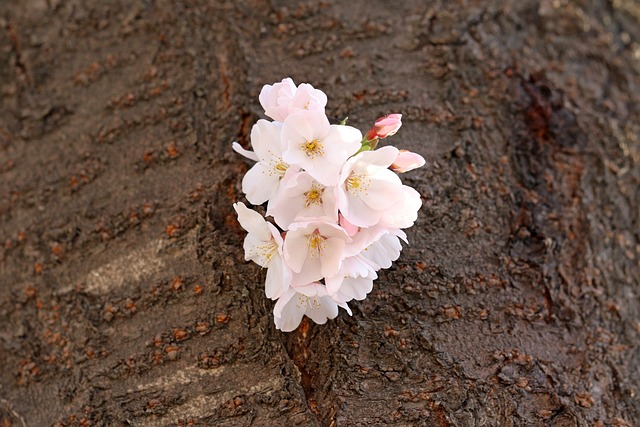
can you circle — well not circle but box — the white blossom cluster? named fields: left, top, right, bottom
left=232, top=78, right=425, bottom=332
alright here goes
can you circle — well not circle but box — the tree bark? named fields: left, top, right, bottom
left=1, top=0, right=639, bottom=425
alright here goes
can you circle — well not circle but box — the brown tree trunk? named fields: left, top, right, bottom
left=1, top=0, right=638, bottom=425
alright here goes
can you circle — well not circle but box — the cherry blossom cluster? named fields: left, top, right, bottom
left=232, top=78, right=425, bottom=332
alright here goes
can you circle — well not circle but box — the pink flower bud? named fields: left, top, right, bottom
left=366, top=114, right=402, bottom=141
left=391, top=150, right=425, bottom=173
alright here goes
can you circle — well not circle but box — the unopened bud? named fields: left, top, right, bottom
left=391, top=150, right=425, bottom=173
left=368, top=114, right=402, bottom=140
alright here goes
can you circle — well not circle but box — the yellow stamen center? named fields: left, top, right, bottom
left=346, top=173, right=369, bottom=196
left=304, top=183, right=324, bottom=207
left=301, top=139, right=324, bottom=158
left=256, top=239, right=278, bottom=266
left=265, top=157, right=288, bottom=178
left=307, top=230, right=326, bottom=259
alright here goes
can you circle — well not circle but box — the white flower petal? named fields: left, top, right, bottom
left=233, top=202, right=271, bottom=241
left=338, top=146, right=405, bottom=227
left=265, top=255, right=290, bottom=300
left=337, top=300, right=353, bottom=316
left=281, top=112, right=346, bottom=186
left=320, top=186, right=339, bottom=222
left=320, top=238, right=346, bottom=278
left=267, top=173, right=338, bottom=229
left=284, top=220, right=350, bottom=286
left=290, top=83, right=328, bottom=113
left=291, top=256, right=324, bottom=287
left=325, top=255, right=377, bottom=296
left=250, top=119, right=283, bottom=162
left=274, top=290, right=307, bottom=332
left=273, top=283, right=339, bottom=331
left=282, top=111, right=330, bottom=150
left=304, top=295, right=339, bottom=324
left=283, top=231, right=309, bottom=273
left=268, top=222, right=284, bottom=247
left=268, top=189, right=308, bottom=230
left=273, top=287, right=296, bottom=317
left=344, top=225, right=388, bottom=257
left=339, top=213, right=359, bottom=237
left=363, top=233, right=403, bottom=269
left=342, top=255, right=378, bottom=278
left=342, top=192, right=382, bottom=227
left=339, top=276, right=374, bottom=301
left=357, top=145, right=399, bottom=168
left=259, top=79, right=329, bottom=124
left=360, top=171, right=403, bottom=210
left=381, top=185, right=422, bottom=229
left=294, top=282, right=328, bottom=297
left=243, top=234, right=266, bottom=266
left=305, top=157, right=341, bottom=186
left=322, top=125, right=362, bottom=164
left=242, top=162, right=281, bottom=205
left=260, top=78, right=297, bottom=122
left=324, top=274, right=343, bottom=296
left=232, top=142, right=259, bottom=162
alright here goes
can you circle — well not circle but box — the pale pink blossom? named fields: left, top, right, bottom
left=267, top=172, right=338, bottom=229
left=332, top=275, right=374, bottom=302
left=282, top=111, right=361, bottom=186
left=341, top=225, right=407, bottom=270
left=238, top=120, right=298, bottom=205
left=289, top=84, right=328, bottom=114
left=259, top=78, right=327, bottom=122
left=360, top=230, right=407, bottom=269
left=324, top=254, right=378, bottom=296
left=337, top=146, right=404, bottom=227
left=343, top=224, right=404, bottom=257
left=391, top=150, right=425, bottom=173
left=233, top=79, right=427, bottom=331
left=365, top=113, right=402, bottom=141
left=283, top=220, right=351, bottom=287
left=233, top=202, right=292, bottom=299
left=274, top=283, right=344, bottom=332
left=380, top=185, right=422, bottom=229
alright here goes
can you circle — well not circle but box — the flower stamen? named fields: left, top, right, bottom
left=255, top=239, right=278, bottom=266
left=307, top=230, right=326, bottom=259
left=296, top=295, right=310, bottom=309
left=295, top=295, right=322, bottom=309
left=346, top=173, right=369, bottom=196
left=301, top=139, right=324, bottom=158
left=264, top=157, right=289, bottom=178
left=274, top=160, right=288, bottom=176
left=304, top=183, right=324, bottom=207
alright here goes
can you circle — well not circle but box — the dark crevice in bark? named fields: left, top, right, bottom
left=507, top=68, right=587, bottom=316
left=283, top=321, right=324, bottom=425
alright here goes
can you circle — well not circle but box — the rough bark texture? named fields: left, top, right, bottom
left=1, top=0, right=639, bottom=426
